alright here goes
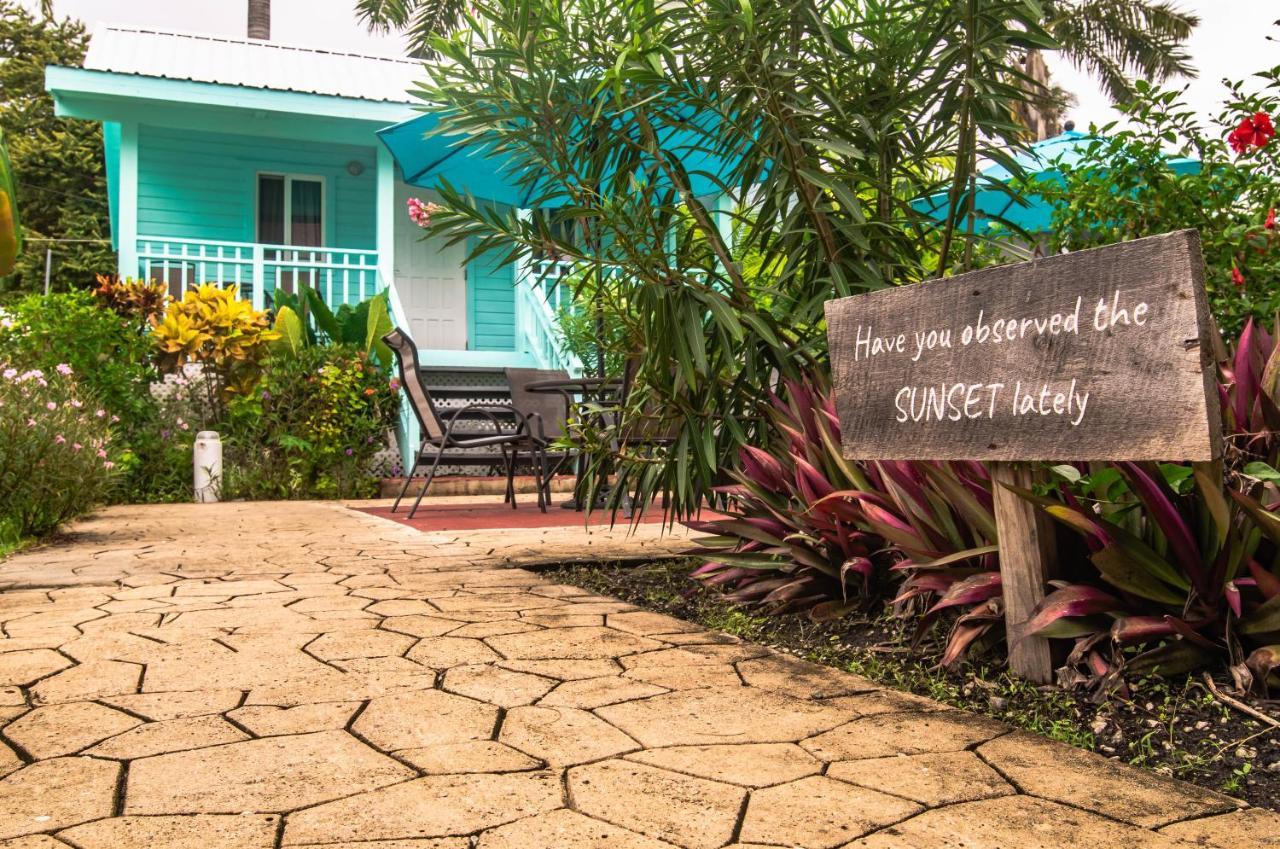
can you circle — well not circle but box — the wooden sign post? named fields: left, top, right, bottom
left=824, top=230, right=1220, bottom=683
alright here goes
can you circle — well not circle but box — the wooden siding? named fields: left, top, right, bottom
left=467, top=245, right=516, bottom=351
left=136, top=126, right=377, bottom=249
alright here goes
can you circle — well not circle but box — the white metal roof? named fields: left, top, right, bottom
left=82, top=24, right=423, bottom=103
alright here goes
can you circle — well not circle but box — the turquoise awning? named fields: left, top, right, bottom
left=377, top=105, right=747, bottom=207
left=911, top=130, right=1201, bottom=235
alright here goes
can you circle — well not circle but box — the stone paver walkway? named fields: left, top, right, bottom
left=0, top=501, right=1276, bottom=849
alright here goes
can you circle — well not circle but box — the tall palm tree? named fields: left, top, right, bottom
left=1043, top=0, right=1199, bottom=103
left=354, top=0, right=465, bottom=52
left=248, top=0, right=271, bottom=40
left=358, top=0, right=1197, bottom=107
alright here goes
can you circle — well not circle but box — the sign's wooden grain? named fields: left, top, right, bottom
left=825, top=230, right=1220, bottom=462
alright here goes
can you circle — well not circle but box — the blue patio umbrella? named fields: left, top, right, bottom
left=911, top=128, right=1201, bottom=235
left=376, top=105, right=746, bottom=206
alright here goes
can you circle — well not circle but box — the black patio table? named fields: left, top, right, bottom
left=526, top=376, right=624, bottom=510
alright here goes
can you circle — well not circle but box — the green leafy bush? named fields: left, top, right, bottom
left=0, top=290, right=168, bottom=502
left=221, top=345, right=399, bottom=500
left=1039, top=72, right=1280, bottom=335
left=0, top=363, right=114, bottom=540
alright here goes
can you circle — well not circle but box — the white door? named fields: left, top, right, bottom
left=393, top=184, right=468, bottom=350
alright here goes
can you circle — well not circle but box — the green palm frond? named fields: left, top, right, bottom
left=1045, top=0, right=1199, bottom=103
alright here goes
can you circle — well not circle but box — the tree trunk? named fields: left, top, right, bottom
left=247, top=0, right=270, bottom=40
left=1014, top=49, right=1062, bottom=141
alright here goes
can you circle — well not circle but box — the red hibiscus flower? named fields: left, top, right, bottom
left=1267, top=207, right=1277, bottom=230
left=1229, top=112, right=1275, bottom=153
left=1233, top=266, right=1246, bottom=288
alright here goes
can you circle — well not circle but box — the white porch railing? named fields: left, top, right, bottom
left=516, top=257, right=582, bottom=374
left=136, top=236, right=381, bottom=312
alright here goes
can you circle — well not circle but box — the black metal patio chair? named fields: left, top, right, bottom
left=504, top=367, right=576, bottom=510
left=383, top=328, right=537, bottom=518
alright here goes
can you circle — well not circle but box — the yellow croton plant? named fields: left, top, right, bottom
left=0, top=127, right=20, bottom=277
left=152, top=283, right=280, bottom=397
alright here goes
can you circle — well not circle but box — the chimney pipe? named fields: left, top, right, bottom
left=247, top=0, right=270, bottom=40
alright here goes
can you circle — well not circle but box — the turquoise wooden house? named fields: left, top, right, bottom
left=45, top=25, right=575, bottom=370
left=46, top=24, right=581, bottom=470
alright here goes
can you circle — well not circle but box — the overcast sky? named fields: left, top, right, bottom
left=26, top=0, right=1280, bottom=134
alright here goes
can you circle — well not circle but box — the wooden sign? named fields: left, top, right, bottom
left=825, top=229, right=1220, bottom=462
left=824, top=230, right=1219, bottom=682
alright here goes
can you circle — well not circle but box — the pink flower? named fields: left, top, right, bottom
left=110, top=415, right=119, bottom=423
left=180, top=422, right=189, bottom=431
left=55, top=363, right=72, bottom=376
left=96, top=448, right=107, bottom=458
left=26, top=418, right=36, bottom=428
left=103, top=461, right=115, bottom=470
left=45, top=401, right=56, bottom=411
left=72, top=443, right=82, bottom=452
left=407, top=197, right=443, bottom=228
left=54, top=435, right=66, bottom=444
left=70, top=399, right=82, bottom=409
left=2, top=368, right=15, bottom=379
left=95, top=409, right=106, bottom=418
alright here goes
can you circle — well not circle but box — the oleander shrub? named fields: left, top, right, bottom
left=0, top=363, right=114, bottom=539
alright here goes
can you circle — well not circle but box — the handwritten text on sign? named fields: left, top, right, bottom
left=824, top=231, right=1220, bottom=461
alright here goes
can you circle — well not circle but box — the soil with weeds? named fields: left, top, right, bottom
left=542, top=557, right=1280, bottom=811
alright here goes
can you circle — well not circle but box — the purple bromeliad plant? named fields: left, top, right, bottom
left=693, top=319, right=1280, bottom=692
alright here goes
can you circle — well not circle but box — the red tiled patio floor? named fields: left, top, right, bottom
left=358, top=501, right=724, bottom=531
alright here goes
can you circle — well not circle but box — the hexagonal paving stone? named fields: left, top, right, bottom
left=1158, top=808, right=1280, bottom=848
left=739, top=775, right=921, bottom=848
left=596, top=686, right=848, bottom=747
left=0, top=836, right=68, bottom=848
left=405, top=637, right=502, bottom=668
left=353, top=688, right=498, bottom=751
left=282, top=771, right=562, bottom=844
left=125, top=730, right=414, bottom=814
left=228, top=701, right=361, bottom=736
left=606, top=611, right=702, bottom=637
left=57, top=814, right=280, bottom=848
left=379, top=615, right=460, bottom=638
left=539, top=676, right=667, bottom=709
left=845, top=794, right=1188, bottom=848
left=0, top=650, right=72, bottom=687
left=299, top=842, right=467, bottom=849
left=367, top=600, right=439, bottom=617
left=800, top=711, right=1007, bottom=762
left=0, top=757, right=120, bottom=838
left=976, top=731, right=1239, bottom=828
left=499, top=659, right=622, bottom=680
left=500, top=705, right=638, bottom=766
left=85, top=715, right=249, bottom=759
left=478, top=808, right=678, bottom=849
left=29, top=659, right=141, bottom=704
left=627, top=743, right=821, bottom=788
left=433, top=593, right=563, bottom=613
left=826, top=751, right=1014, bottom=806
left=568, top=760, right=744, bottom=849
left=101, top=689, right=243, bottom=721
left=396, top=741, right=541, bottom=774
left=819, top=688, right=950, bottom=717
left=4, top=701, right=140, bottom=759
left=487, top=627, right=663, bottom=661
left=736, top=654, right=877, bottom=699
left=442, top=664, right=556, bottom=708
left=308, top=630, right=416, bottom=661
